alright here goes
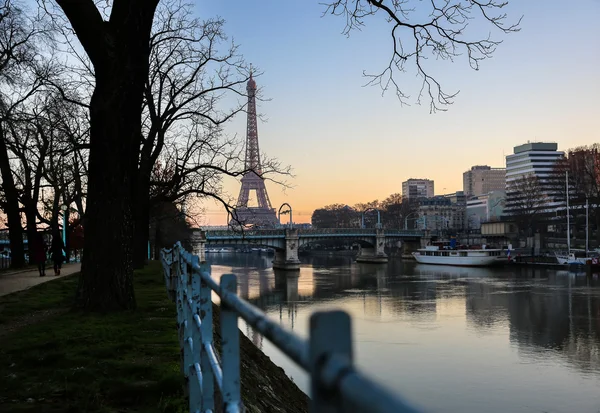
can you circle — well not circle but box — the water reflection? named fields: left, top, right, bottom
left=207, top=253, right=600, bottom=412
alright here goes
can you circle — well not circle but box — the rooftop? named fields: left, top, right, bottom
left=514, top=142, right=558, bottom=154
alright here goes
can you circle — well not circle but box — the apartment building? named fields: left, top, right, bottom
left=402, top=179, right=434, bottom=200
left=463, top=165, right=506, bottom=197
left=417, top=196, right=465, bottom=231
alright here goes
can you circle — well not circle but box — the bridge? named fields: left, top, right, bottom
left=192, top=228, right=426, bottom=269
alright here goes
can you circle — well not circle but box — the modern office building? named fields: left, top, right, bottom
left=463, top=165, right=506, bottom=197
left=504, top=142, right=564, bottom=215
left=466, top=190, right=506, bottom=229
left=443, top=190, right=467, bottom=206
left=402, top=179, right=434, bottom=200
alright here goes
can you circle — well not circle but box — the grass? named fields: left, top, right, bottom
left=0, top=270, right=79, bottom=324
left=0, top=261, right=185, bottom=413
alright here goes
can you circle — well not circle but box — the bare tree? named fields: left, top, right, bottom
left=35, top=0, right=164, bottom=311
left=507, top=174, right=547, bottom=235
left=551, top=145, right=600, bottom=243
left=381, top=193, right=417, bottom=229
left=148, top=120, right=290, bottom=230
left=133, top=0, right=251, bottom=268
left=323, top=0, right=521, bottom=112
left=0, top=0, right=51, bottom=267
left=36, top=94, right=89, bottom=260
left=312, top=204, right=360, bottom=228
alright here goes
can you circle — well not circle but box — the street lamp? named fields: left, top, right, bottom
left=278, top=203, right=293, bottom=228
left=60, top=204, right=68, bottom=260
left=361, top=208, right=381, bottom=229
left=404, top=212, right=419, bottom=230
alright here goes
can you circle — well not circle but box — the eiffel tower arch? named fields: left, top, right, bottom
left=230, top=72, right=278, bottom=228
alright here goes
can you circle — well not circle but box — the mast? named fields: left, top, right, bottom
left=586, top=196, right=589, bottom=257
left=566, top=170, right=570, bottom=254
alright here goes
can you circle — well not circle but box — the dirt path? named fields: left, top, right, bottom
left=0, top=263, right=81, bottom=297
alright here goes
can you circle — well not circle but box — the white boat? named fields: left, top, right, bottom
left=412, top=245, right=508, bottom=267
left=554, top=251, right=588, bottom=266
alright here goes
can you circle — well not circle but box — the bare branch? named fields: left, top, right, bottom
left=322, top=0, right=521, bottom=112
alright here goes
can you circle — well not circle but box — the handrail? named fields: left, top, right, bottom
left=161, top=241, right=422, bottom=413
left=204, top=228, right=425, bottom=238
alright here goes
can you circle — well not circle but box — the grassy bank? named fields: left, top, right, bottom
left=0, top=261, right=308, bottom=413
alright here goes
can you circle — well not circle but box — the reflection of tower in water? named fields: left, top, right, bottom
left=362, top=265, right=387, bottom=317
left=248, top=272, right=300, bottom=349
left=239, top=270, right=250, bottom=300
left=283, top=273, right=299, bottom=329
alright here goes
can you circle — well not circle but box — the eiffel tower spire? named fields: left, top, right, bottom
left=231, top=70, right=278, bottom=228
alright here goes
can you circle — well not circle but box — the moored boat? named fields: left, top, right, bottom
left=412, top=245, right=508, bottom=267
left=554, top=251, right=592, bottom=266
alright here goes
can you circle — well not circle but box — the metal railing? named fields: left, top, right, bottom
left=205, top=229, right=286, bottom=238
left=161, top=241, right=421, bottom=413
left=0, top=255, right=11, bottom=270
left=204, top=228, right=425, bottom=239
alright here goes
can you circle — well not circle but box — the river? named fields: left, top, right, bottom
left=205, top=252, right=600, bottom=413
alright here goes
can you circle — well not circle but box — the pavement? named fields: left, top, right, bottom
left=0, top=263, right=82, bottom=297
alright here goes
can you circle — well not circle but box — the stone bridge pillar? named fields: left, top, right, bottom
left=420, top=231, right=432, bottom=249
left=272, top=228, right=301, bottom=270
left=191, top=230, right=207, bottom=263
left=356, top=228, right=388, bottom=264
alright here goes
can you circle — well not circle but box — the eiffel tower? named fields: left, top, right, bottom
left=230, top=72, right=278, bottom=228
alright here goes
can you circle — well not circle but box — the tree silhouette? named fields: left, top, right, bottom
left=507, top=174, right=547, bottom=235
left=323, top=0, right=521, bottom=112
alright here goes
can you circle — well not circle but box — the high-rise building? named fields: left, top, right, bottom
left=504, top=142, right=564, bottom=215
left=463, top=165, right=506, bottom=197
left=402, top=179, right=434, bottom=200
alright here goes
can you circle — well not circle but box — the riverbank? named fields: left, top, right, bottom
left=0, top=261, right=308, bottom=412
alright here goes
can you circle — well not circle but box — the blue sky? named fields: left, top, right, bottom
left=193, top=0, right=600, bottom=224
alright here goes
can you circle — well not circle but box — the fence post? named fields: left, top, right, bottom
left=199, top=261, right=215, bottom=410
left=173, top=246, right=186, bottom=389
left=180, top=249, right=191, bottom=400
left=220, top=273, right=242, bottom=412
left=309, top=311, right=353, bottom=413
left=189, top=255, right=202, bottom=412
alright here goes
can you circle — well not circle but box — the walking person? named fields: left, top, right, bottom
left=51, top=234, right=65, bottom=276
left=32, top=233, right=47, bottom=277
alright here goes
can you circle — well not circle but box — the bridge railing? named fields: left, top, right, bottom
left=203, top=228, right=425, bottom=238
left=383, top=229, right=424, bottom=236
left=161, top=241, right=421, bottom=413
left=205, top=229, right=285, bottom=238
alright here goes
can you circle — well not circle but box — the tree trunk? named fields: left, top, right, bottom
left=76, top=71, right=141, bottom=311
left=72, top=5, right=158, bottom=312
left=23, top=201, right=39, bottom=264
left=0, top=125, right=25, bottom=268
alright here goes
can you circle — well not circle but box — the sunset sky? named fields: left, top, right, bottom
left=194, top=0, right=600, bottom=225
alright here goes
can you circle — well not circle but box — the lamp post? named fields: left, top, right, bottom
left=404, top=212, right=419, bottom=230
left=278, top=203, right=293, bottom=228
left=361, top=208, right=381, bottom=229
left=585, top=196, right=589, bottom=257
left=60, top=204, right=67, bottom=261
